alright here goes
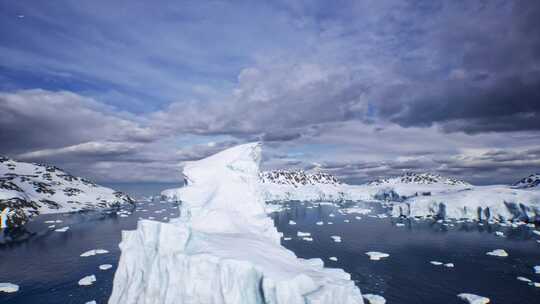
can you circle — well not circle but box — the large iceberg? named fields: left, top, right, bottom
left=109, top=143, right=364, bottom=304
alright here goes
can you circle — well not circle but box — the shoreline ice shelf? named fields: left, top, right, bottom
left=164, top=167, right=540, bottom=223
left=0, top=156, right=134, bottom=229
left=110, top=143, right=364, bottom=304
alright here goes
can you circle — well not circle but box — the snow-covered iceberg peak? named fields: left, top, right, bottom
left=109, top=142, right=364, bottom=304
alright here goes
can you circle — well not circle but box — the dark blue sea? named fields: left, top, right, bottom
left=1, top=199, right=539, bottom=303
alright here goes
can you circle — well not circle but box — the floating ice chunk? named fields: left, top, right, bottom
left=44, top=220, right=55, bottom=224
left=289, top=220, right=296, bottom=225
left=80, top=249, right=109, bottom=257
left=99, top=264, right=113, bottom=270
left=329, top=213, right=336, bottom=217
left=355, top=216, right=362, bottom=220
left=85, top=301, right=97, bottom=304
left=457, top=293, right=490, bottom=304
left=517, top=276, right=531, bottom=283
left=327, top=222, right=333, bottom=224
left=494, top=231, right=504, bottom=237
left=329, top=257, right=338, bottom=261
left=147, top=216, right=155, bottom=220
left=534, top=266, right=540, bottom=274
left=302, top=237, right=313, bottom=241
left=0, top=282, right=19, bottom=293
left=444, top=263, right=455, bottom=268
left=533, top=230, right=540, bottom=236
left=316, top=221, right=324, bottom=225
left=395, top=223, right=405, bottom=227
left=486, top=249, right=508, bottom=257
left=48, top=225, right=55, bottom=228
left=54, top=226, right=69, bottom=232
left=430, top=261, right=443, bottom=266
left=526, top=223, right=535, bottom=228
left=297, top=231, right=311, bottom=237
left=534, top=282, right=540, bottom=288
left=119, top=214, right=128, bottom=218
left=344, top=219, right=350, bottom=223
left=363, top=293, right=386, bottom=304
left=366, top=251, right=389, bottom=261
left=283, top=237, right=292, bottom=241
left=78, top=275, right=96, bottom=286
left=377, top=214, right=388, bottom=218
left=331, top=235, right=342, bottom=243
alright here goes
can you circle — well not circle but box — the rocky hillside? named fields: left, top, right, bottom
left=0, top=156, right=134, bottom=229
left=259, top=169, right=340, bottom=187
left=367, top=172, right=470, bottom=186
left=513, top=174, right=540, bottom=189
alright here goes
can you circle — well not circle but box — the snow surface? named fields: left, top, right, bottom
left=0, top=156, right=134, bottom=228
left=109, top=143, right=364, bottom=304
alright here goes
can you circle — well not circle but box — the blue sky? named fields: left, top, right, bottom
left=1, top=0, right=539, bottom=185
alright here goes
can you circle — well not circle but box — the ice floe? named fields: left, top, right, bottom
left=54, top=226, right=69, bottom=232
left=457, top=293, right=490, bottom=304
left=80, top=249, right=109, bottom=257
left=99, top=264, right=113, bottom=270
left=78, top=275, right=96, bottom=286
left=331, top=235, right=342, bottom=243
left=366, top=251, right=389, bottom=261
left=0, top=282, right=19, bottom=293
left=486, top=249, right=508, bottom=257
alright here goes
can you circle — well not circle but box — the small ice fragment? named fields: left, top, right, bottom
left=48, top=225, right=56, bottom=228
left=430, top=261, right=443, bottom=266
left=396, top=223, right=405, bottom=227
left=80, top=249, right=109, bottom=257
left=495, top=231, right=504, bottom=237
left=54, top=226, right=69, bottom=232
left=533, top=282, right=540, bottom=288
left=534, top=266, right=540, bottom=274
left=85, top=301, right=97, bottom=304
left=78, top=275, right=96, bottom=286
left=344, top=219, right=350, bottom=223
left=526, top=223, right=535, bottom=228
left=366, top=251, right=389, bottom=261
left=302, top=237, right=313, bottom=241
left=363, top=293, right=386, bottom=304
left=532, top=230, right=540, bottom=236
left=316, top=221, right=324, bottom=225
left=99, top=264, right=113, bottom=270
left=327, top=222, right=333, bottom=225
left=517, top=276, right=531, bottom=283
left=329, top=257, right=338, bottom=261
left=0, top=282, right=19, bottom=293
left=486, top=249, right=508, bottom=257
left=355, top=216, right=362, bottom=220
left=55, top=220, right=62, bottom=223
left=288, top=220, right=296, bottom=225
left=457, top=293, right=490, bottom=304
left=444, top=263, right=455, bottom=268
left=44, top=220, right=55, bottom=224
left=329, top=213, right=335, bottom=217
left=119, top=214, right=128, bottom=218
left=331, top=235, right=342, bottom=243
left=148, top=216, right=155, bottom=220
left=283, top=237, right=292, bottom=241
left=297, top=231, right=310, bottom=237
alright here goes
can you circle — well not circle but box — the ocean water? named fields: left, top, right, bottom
left=0, top=200, right=539, bottom=303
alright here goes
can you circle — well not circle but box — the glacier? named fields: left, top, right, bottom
left=165, top=167, right=540, bottom=223
left=109, top=143, right=364, bottom=304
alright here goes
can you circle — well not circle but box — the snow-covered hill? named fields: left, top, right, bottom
left=513, top=173, right=540, bottom=189
left=367, top=172, right=470, bottom=186
left=111, top=143, right=364, bottom=304
left=260, top=170, right=341, bottom=186
left=0, top=156, right=134, bottom=229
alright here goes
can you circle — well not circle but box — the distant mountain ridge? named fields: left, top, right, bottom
left=513, top=173, right=540, bottom=189
left=259, top=169, right=340, bottom=186
left=367, top=172, right=470, bottom=186
left=0, top=156, right=134, bottom=228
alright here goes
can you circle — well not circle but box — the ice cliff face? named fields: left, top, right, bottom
left=0, top=156, right=134, bottom=228
left=109, top=143, right=364, bottom=304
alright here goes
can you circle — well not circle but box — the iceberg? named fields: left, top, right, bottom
left=109, top=143, right=364, bottom=304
